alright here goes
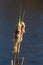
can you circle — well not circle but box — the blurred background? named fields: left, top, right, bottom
left=0, top=0, right=43, bottom=65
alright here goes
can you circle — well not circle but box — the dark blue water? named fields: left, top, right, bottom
left=0, top=3, right=43, bottom=65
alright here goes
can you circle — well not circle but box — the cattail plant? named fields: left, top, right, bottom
left=11, top=9, right=25, bottom=65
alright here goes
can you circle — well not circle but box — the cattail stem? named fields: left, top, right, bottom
left=11, top=60, right=13, bottom=65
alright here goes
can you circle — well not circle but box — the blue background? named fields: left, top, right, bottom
left=0, top=0, right=43, bottom=65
